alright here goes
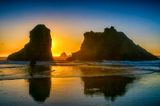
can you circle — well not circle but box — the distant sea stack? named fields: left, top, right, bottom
left=8, top=24, right=53, bottom=61
left=68, top=26, right=158, bottom=61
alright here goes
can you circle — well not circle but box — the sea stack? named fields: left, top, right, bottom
left=8, top=24, right=53, bottom=61
left=68, top=26, right=158, bottom=61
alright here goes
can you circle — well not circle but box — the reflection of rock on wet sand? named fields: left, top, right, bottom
left=81, top=76, right=135, bottom=101
left=27, top=66, right=51, bottom=103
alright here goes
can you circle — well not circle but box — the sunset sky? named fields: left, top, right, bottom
left=0, top=0, right=160, bottom=57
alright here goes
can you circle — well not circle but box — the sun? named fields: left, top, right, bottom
left=51, top=40, right=55, bottom=50
left=51, top=39, right=58, bottom=56
left=51, top=37, right=61, bottom=57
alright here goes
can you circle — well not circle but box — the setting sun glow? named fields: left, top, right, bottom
left=0, top=0, right=160, bottom=57
left=51, top=31, right=82, bottom=57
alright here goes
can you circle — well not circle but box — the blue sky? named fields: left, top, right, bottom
left=0, top=0, right=160, bottom=56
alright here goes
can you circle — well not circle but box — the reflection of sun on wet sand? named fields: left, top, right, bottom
left=29, top=65, right=138, bottom=103
left=0, top=60, right=158, bottom=81
left=50, top=65, right=153, bottom=78
left=0, top=63, right=160, bottom=106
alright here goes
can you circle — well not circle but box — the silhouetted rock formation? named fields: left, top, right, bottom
left=60, top=52, right=67, bottom=58
left=68, top=26, right=158, bottom=61
left=8, top=24, right=53, bottom=61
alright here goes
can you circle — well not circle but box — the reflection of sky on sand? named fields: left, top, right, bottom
left=110, top=73, right=160, bottom=106
left=51, top=66, right=152, bottom=77
left=0, top=65, right=160, bottom=106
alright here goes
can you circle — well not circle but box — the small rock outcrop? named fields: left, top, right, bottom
left=68, top=26, right=158, bottom=61
left=8, top=24, right=53, bottom=61
left=60, top=52, right=68, bottom=58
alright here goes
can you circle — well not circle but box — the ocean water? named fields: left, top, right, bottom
left=0, top=60, right=160, bottom=106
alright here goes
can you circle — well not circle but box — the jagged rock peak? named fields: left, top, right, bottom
left=68, top=26, right=158, bottom=61
left=104, top=26, right=116, bottom=32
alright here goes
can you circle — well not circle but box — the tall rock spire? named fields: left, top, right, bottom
left=8, top=24, right=53, bottom=61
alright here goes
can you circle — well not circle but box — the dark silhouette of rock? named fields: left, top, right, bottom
left=28, top=66, right=51, bottom=103
left=29, top=59, right=36, bottom=68
left=7, top=24, right=53, bottom=61
left=60, top=52, right=68, bottom=58
left=81, top=76, right=135, bottom=101
left=68, top=26, right=158, bottom=61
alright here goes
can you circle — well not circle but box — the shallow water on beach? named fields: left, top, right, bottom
left=0, top=60, right=160, bottom=106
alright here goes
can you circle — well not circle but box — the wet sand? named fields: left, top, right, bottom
left=0, top=62, right=160, bottom=106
